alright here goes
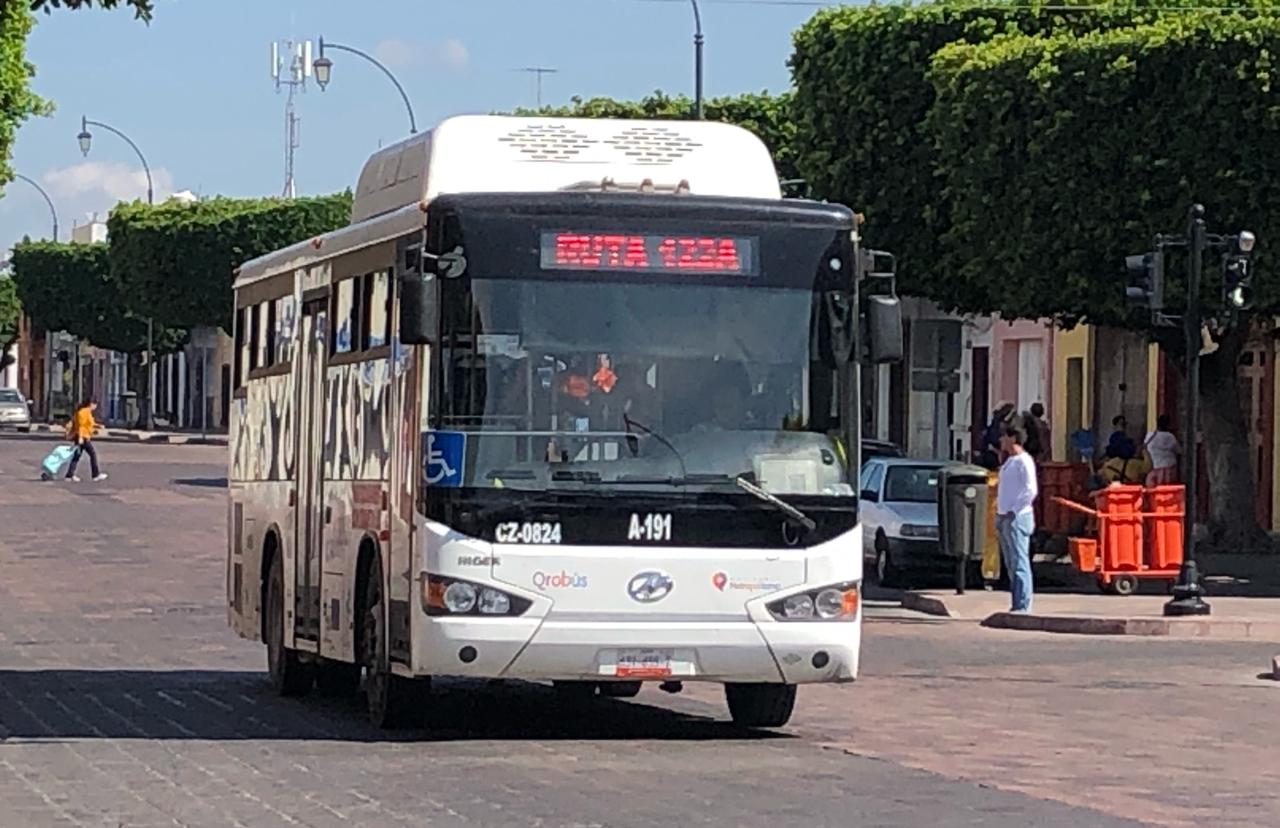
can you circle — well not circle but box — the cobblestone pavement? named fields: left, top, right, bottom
left=0, top=434, right=1272, bottom=827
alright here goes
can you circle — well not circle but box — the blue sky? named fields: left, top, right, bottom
left=0, top=0, right=838, bottom=255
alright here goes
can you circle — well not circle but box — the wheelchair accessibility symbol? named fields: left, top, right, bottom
left=423, top=431, right=466, bottom=487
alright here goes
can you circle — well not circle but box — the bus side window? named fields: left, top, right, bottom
left=234, top=306, right=247, bottom=388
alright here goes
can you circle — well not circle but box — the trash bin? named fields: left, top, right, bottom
left=937, top=464, right=991, bottom=593
left=1145, top=485, right=1185, bottom=571
left=121, top=391, right=138, bottom=428
left=1094, top=485, right=1144, bottom=572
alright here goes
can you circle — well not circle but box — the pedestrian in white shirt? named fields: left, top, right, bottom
left=1144, top=414, right=1182, bottom=487
left=997, top=426, right=1037, bottom=612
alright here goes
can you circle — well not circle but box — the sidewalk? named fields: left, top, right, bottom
left=28, top=422, right=227, bottom=447
left=902, top=589, right=1280, bottom=640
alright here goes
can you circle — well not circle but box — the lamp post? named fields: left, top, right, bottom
left=78, top=115, right=156, bottom=431
left=691, top=0, right=705, bottom=120
left=312, top=36, right=418, bottom=134
left=12, top=172, right=60, bottom=422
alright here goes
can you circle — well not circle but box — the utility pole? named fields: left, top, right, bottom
left=272, top=39, right=312, bottom=198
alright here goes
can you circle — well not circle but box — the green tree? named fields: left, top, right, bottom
left=9, top=239, right=177, bottom=353
left=512, top=90, right=800, bottom=183
left=788, top=1, right=1227, bottom=297
left=0, top=273, right=19, bottom=371
left=107, top=192, right=353, bottom=332
left=926, top=12, right=1280, bottom=549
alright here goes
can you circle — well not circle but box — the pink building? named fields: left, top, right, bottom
left=989, top=317, right=1055, bottom=456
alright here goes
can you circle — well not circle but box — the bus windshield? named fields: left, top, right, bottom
left=431, top=278, right=852, bottom=498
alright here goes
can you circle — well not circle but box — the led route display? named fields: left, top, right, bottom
left=539, top=231, right=759, bottom=275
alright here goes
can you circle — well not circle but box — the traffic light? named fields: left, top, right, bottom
left=1125, top=250, right=1164, bottom=311
left=1223, top=255, right=1253, bottom=310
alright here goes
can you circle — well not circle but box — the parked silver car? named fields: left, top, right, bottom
left=859, top=457, right=950, bottom=587
left=0, top=387, right=31, bottom=432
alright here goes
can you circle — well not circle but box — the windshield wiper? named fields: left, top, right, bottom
left=623, top=414, right=688, bottom=479
left=735, top=476, right=817, bottom=531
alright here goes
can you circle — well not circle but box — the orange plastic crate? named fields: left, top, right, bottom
left=1094, top=485, right=1144, bottom=572
left=1069, top=537, right=1098, bottom=572
left=1145, top=485, right=1185, bottom=571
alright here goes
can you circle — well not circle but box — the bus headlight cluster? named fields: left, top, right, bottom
left=767, top=582, right=859, bottom=621
left=422, top=575, right=531, bottom=617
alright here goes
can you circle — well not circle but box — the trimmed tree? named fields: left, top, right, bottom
left=107, top=192, right=353, bottom=332
left=787, top=1, right=1242, bottom=297
left=512, top=90, right=800, bottom=184
left=0, top=272, right=18, bottom=371
left=926, top=12, right=1280, bottom=549
left=8, top=239, right=174, bottom=353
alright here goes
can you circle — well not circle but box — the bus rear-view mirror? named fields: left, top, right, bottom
left=866, top=294, right=903, bottom=364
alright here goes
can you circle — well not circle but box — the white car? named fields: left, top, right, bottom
left=858, top=457, right=961, bottom=587
left=0, top=387, right=31, bottom=432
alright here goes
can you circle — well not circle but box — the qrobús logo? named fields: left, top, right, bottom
left=532, top=570, right=588, bottom=591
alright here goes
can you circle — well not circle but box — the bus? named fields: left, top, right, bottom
left=227, top=115, right=902, bottom=729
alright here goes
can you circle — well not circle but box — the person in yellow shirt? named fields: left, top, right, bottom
left=64, top=397, right=107, bottom=482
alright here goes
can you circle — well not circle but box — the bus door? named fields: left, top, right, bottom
left=294, top=297, right=328, bottom=643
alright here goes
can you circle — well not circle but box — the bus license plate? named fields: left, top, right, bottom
left=615, top=648, right=673, bottom=678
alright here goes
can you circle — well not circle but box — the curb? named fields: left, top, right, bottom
left=982, top=611, right=1280, bottom=640
left=28, top=423, right=227, bottom=447
left=900, top=592, right=957, bottom=618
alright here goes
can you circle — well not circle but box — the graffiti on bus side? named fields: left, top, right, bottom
left=323, top=360, right=392, bottom=481
left=230, top=373, right=295, bottom=482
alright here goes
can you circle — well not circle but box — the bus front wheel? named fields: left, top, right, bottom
left=360, top=552, right=425, bottom=729
left=725, top=683, right=796, bottom=728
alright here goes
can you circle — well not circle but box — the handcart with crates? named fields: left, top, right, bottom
left=1052, top=484, right=1186, bottom=595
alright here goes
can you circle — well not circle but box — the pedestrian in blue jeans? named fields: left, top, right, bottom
left=996, top=425, right=1038, bottom=612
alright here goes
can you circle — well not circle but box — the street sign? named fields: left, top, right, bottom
left=909, top=319, right=962, bottom=373
left=911, top=370, right=960, bottom=394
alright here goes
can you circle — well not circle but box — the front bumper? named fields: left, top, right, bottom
left=887, top=537, right=980, bottom=565
left=412, top=613, right=860, bottom=685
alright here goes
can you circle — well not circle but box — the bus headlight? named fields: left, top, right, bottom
left=423, top=575, right=531, bottom=617
left=443, top=582, right=478, bottom=613
left=768, top=582, right=859, bottom=621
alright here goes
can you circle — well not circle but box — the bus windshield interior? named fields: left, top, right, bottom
left=430, top=276, right=854, bottom=498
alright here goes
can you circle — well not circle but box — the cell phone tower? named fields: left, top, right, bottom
left=271, top=39, right=312, bottom=199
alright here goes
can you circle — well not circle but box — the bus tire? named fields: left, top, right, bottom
left=360, top=552, right=423, bottom=729
left=266, top=555, right=314, bottom=697
left=725, top=683, right=796, bottom=728
left=316, top=659, right=361, bottom=698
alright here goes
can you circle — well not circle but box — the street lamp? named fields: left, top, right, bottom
left=312, top=36, right=418, bottom=134
left=77, top=114, right=156, bottom=431
left=12, top=172, right=61, bottom=423
left=79, top=116, right=154, bottom=205
left=691, top=0, right=705, bottom=120
left=12, top=173, right=59, bottom=241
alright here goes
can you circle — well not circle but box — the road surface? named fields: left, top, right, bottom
left=0, top=434, right=1275, bottom=827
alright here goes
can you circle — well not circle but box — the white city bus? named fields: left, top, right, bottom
left=227, top=115, right=902, bottom=729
